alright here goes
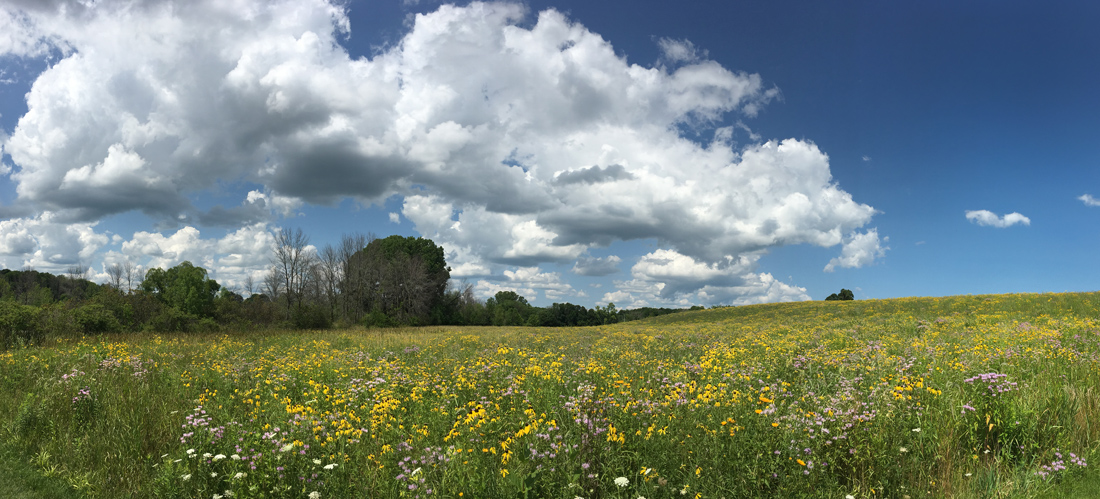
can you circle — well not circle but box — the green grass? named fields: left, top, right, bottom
left=1033, top=473, right=1100, bottom=498
left=2, top=292, right=1100, bottom=498
left=0, top=441, right=86, bottom=499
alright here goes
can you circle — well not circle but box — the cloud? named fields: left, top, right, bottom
left=2, top=0, right=355, bottom=220
left=196, top=190, right=295, bottom=228
left=824, top=228, right=888, bottom=272
left=862, top=155, right=871, bottom=162
left=733, top=120, right=761, bottom=142
left=571, top=255, right=621, bottom=276
left=119, top=223, right=277, bottom=291
left=122, top=226, right=215, bottom=271
left=475, top=266, right=576, bottom=302
left=0, top=210, right=276, bottom=291
left=657, top=37, right=706, bottom=64
left=553, top=164, right=634, bottom=185
left=965, top=210, right=1030, bottom=228
left=0, top=212, right=108, bottom=271
left=0, top=1, right=881, bottom=305
left=0, top=6, right=58, bottom=58
left=600, top=248, right=810, bottom=308
left=1080, top=194, right=1100, bottom=207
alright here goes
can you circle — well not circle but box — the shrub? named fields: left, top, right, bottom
left=292, top=304, right=332, bottom=330
left=143, top=306, right=199, bottom=333
left=73, top=303, right=123, bottom=334
left=0, top=301, right=42, bottom=348
left=361, top=309, right=398, bottom=328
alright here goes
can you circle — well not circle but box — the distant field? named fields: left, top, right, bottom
left=2, top=293, right=1099, bottom=498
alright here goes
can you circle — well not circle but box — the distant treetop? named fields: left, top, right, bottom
left=825, top=288, right=855, bottom=301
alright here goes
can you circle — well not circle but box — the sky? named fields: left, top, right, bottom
left=0, top=0, right=1098, bottom=308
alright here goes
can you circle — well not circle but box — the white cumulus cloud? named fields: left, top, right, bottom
left=0, top=0, right=883, bottom=305
left=1079, top=194, right=1100, bottom=207
left=0, top=212, right=107, bottom=271
left=476, top=266, right=577, bottom=302
left=965, top=210, right=1030, bottom=228
left=824, top=229, right=888, bottom=272
left=601, top=248, right=810, bottom=308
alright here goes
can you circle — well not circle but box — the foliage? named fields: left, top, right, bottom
left=486, top=290, right=534, bottom=326
left=0, top=268, right=98, bottom=304
left=143, top=306, right=199, bottom=333
left=348, top=235, right=450, bottom=325
left=826, top=288, right=855, bottom=301
left=71, top=304, right=123, bottom=334
left=0, top=301, right=42, bottom=348
left=291, top=302, right=332, bottom=330
left=142, top=262, right=222, bottom=318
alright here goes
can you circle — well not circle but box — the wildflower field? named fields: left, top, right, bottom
left=3, top=293, right=1100, bottom=498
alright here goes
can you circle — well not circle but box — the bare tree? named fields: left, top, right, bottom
left=67, top=263, right=88, bottom=281
left=271, top=227, right=315, bottom=318
left=106, top=263, right=125, bottom=290
left=339, top=232, right=374, bottom=321
left=123, top=260, right=138, bottom=294
left=264, top=265, right=284, bottom=301
left=244, top=273, right=256, bottom=297
left=66, top=262, right=89, bottom=299
left=318, top=244, right=341, bottom=322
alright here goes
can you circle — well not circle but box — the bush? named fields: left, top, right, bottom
left=361, top=310, right=399, bottom=328
left=0, top=301, right=42, bottom=348
left=143, top=306, right=199, bottom=333
left=73, top=303, right=123, bottom=334
left=87, top=289, right=134, bottom=329
left=292, top=304, right=332, bottom=330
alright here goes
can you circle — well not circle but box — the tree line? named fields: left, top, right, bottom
left=260, top=230, right=695, bottom=328
left=1, top=230, right=696, bottom=348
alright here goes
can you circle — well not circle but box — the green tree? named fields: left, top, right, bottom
left=825, top=288, right=855, bottom=301
left=141, top=261, right=221, bottom=317
left=486, top=291, right=533, bottom=326
left=594, top=302, right=619, bottom=324
left=349, top=235, right=450, bottom=325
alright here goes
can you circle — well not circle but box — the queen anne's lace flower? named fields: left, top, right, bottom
left=614, top=476, right=629, bottom=487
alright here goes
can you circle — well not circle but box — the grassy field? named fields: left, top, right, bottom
left=2, top=292, right=1099, bottom=498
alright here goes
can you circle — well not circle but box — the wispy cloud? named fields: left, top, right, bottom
left=965, top=210, right=1030, bottom=228
left=1079, top=194, right=1100, bottom=207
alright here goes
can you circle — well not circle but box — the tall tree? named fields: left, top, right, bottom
left=106, top=263, right=125, bottom=290
left=486, top=290, right=533, bottom=326
left=339, top=232, right=373, bottom=321
left=243, top=273, right=256, bottom=296
left=142, top=261, right=221, bottom=317
left=65, top=263, right=89, bottom=299
left=263, top=266, right=284, bottom=301
left=318, top=244, right=341, bottom=322
left=348, top=235, right=450, bottom=325
left=271, top=227, right=315, bottom=318
left=123, top=260, right=138, bottom=294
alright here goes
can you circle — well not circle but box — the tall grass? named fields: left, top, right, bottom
left=1, top=292, right=1099, bottom=498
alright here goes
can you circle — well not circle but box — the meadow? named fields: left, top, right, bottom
left=2, top=293, right=1100, bottom=498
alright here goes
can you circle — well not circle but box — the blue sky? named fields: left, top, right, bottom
left=0, top=0, right=1097, bottom=307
